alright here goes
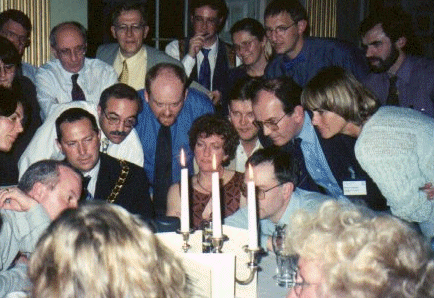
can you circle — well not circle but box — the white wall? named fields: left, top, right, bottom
left=50, top=0, right=87, bottom=29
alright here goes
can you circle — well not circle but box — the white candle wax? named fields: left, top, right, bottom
left=180, top=149, right=189, bottom=232
left=247, top=164, right=258, bottom=249
left=212, top=154, right=222, bottom=238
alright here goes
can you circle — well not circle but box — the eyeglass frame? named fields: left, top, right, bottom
left=0, top=63, right=16, bottom=74
left=102, top=109, right=137, bottom=128
left=192, top=15, right=219, bottom=27
left=55, top=45, right=87, bottom=59
left=0, top=29, right=30, bottom=47
left=292, top=269, right=319, bottom=297
left=114, top=23, right=146, bottom=35
left=265, top=22, right=297, bottom=37
left=254, top=112, right=289, bottom=131
left=233, top=38, right=258, bottom=53
left=241, top=182, right=284, bottom=199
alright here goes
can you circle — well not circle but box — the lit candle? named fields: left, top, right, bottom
left=247, top=164, right=258, bottom=249
left=180, top=149, right=189, bottom=232
left=212, top=154, right=222, bottom=238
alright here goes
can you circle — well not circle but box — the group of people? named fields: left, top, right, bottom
left=1, top=0, right=434, bottom=296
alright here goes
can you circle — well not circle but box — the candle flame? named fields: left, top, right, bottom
left=248, top=163, right=254, bottom=180
left=180, top=148, right=186, bottom=167
left=212, top=154, right=216, bottom=171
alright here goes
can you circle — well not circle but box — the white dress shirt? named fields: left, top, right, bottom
left=18, top=101, right=144, bottom=178
left=35, top=58, right=117, bottom=119
left=82, top=159, right=100, bottom=197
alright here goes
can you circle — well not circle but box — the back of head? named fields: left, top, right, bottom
left=252, top=76, right=302, bottom=115
left=230, top=18, right=265, bottom=41
left=229, top=77, right=262, bottom=103
left=0, top=36, right=21, bottom=65
left=99, top=83, right=143, bottom=113
left=264, top=0, right=307, bottom=23
left=247, top=147, right=299, bottom=186
left=286, top=200, right=434, bottom=298
left=55, top=108, right=99, bottom=142
left=29, top=202, right=188, bottom=298
left=0, top=9, right=32, bottom=34
left=18, top=160, right=79, bottom=193
left=0, top=86, right=20, bottom=117
left=301, top=66, right=379, bottom=125
left=145, top=62, right=188, bottom=94
left=111, top=2, right=148, bottom=26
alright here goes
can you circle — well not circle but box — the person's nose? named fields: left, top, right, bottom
left=0, top=66, right=6, bottom=78
left=263, top=125, right=272, bottom=136
left=203, top=145, right=211, bottom=157
left=365, top=45, right=375, bottom=58
left=117, top=120, right=126, bottom=132
left=240, top=114, right=249, bottom=126
left=77, top=142, right=87, bottom=155
left=15, top=119, right=24, bottom=133
left=311, top=112, right=319, bottom=125
left=69, top=199, right=78, bottom=208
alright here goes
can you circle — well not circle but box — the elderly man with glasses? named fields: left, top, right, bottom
left=252, top=77, right=388, bottom=212
left=36, top=21, right=117, bottom=119
left=96, top=2, right=182, bottom=91
left=263, top=0, right=368, bottom=87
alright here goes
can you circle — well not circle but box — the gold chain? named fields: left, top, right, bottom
left=107, top=160, right=130, bottom=203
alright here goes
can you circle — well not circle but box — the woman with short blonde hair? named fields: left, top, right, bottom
left=285, top=200, right=434, bottom=298
left=29, top=202, right=188, bottom=298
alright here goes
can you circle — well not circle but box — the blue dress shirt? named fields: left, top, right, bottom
left=136, top=88, right=214, bottom=185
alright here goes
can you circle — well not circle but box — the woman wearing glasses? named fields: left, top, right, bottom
left=0, top=37, right=39, bottom=185
left=166, top=113, right=246, bottom=229
left=301, top=66, right=434, bottom=238
left=285, top=200, right=434, bottom=298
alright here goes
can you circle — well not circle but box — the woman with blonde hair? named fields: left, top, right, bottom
left=29, top=202, right=188, bottom=298
left=285, top=200, right=434, bottom=298
left=301, top=66, right=434, bottom=238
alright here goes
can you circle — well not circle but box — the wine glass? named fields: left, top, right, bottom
left=272, top=224, right=298, bottom=287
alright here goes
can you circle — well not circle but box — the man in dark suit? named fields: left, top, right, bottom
left=165, top=0, right=237, bottom=109
left=96, top=2, right=182, bottom=91
left=252, top=77, right=388, bottom=211
left=55, top=107, right=154, bottom=220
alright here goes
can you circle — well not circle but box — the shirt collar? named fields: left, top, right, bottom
left=296, top=111, right=315, bottom=144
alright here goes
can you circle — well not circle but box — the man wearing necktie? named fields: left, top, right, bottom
left=36, top=22, right=117, bottom=119
left=361, top=7, right=434, bottom=117
left=251, top=77, right=388, bottom=212
left=165, top=0, right=238, bottom=107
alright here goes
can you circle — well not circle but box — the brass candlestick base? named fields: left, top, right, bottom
left=210, top=234, right=229, bottom=253
left=235, top=245, right=264, bottom=285
left=176, top=229, right=194, bottom=252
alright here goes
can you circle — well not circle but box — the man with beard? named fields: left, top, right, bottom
left=136, top=63, right=214, bottom=216
left=19, top=84, right=144, bottom=176
left=360, top=8, right=434, bottom=117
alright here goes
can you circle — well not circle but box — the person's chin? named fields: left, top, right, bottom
left=158, top=117, right=175, bottom=127
left=108, top=135, right=125, bottom=144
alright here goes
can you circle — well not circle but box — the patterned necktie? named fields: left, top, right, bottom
left=198, top=48, right=211, bottom=90
left=386, top=75, right=399, bottom=106
left=71, top=74, right=86, bottom=101
left=101, top=137, right=109, bottom=153
left=153, top=125, right=172, bottom=216
left=119, top=60, right=129, bottom=84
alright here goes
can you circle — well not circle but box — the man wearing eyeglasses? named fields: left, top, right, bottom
left=264, top=0, right=368, bottom=87
left=0, top=9, right=37, bottom=83
left=252, top=77, right=388, bottom=212
left=18, top=83, right=145, bottom=177
left=36, top=22, right=118, bottom=119
left=225, top=147, right=329, bottom=251
left=165, top=0, right=239, bottom=109
left=55, top=107, right=153, bottom=220
left=96, top=3, right=182, bottom=91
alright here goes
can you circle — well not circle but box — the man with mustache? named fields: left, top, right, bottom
left=360, top=8, right=434, bottom=117
left=18, top=83, right=144, bottom=176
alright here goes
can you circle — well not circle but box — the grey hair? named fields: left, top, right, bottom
left=49, top=21, right=87, bottom=48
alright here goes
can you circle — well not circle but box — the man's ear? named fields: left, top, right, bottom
left=293, top=105, right=305, bottom=124
left=144, top=90, right=150, bottom=103
left=296, top=20, right=308, bottom=36
left=51, top=46, right=58, bottom=59
left=28, top=182, right=48, bottom=204
left=97, top=105, right=102, bottom=119
left=281, top=182, right=294, bottom=202
left=395, top=36, right=407, bottom=50
left=111, top=26, right=117, bottom=39
left=56, top=138, right=63, bottom=153
left=143, top=26, right=150, bottom=39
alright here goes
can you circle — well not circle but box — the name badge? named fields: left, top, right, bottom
left=343, top=181, right=367, bottom=196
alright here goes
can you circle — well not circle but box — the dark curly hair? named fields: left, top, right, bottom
left=189, top=114, right=239, bottom=167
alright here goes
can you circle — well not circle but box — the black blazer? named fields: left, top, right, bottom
left=94, top=153, right=154, bottom=220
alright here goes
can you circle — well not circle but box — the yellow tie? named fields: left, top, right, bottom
left=119, top=60, right=129, bottom=84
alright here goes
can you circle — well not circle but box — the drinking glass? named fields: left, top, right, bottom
left=272, top=224, right=298, bottom=287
